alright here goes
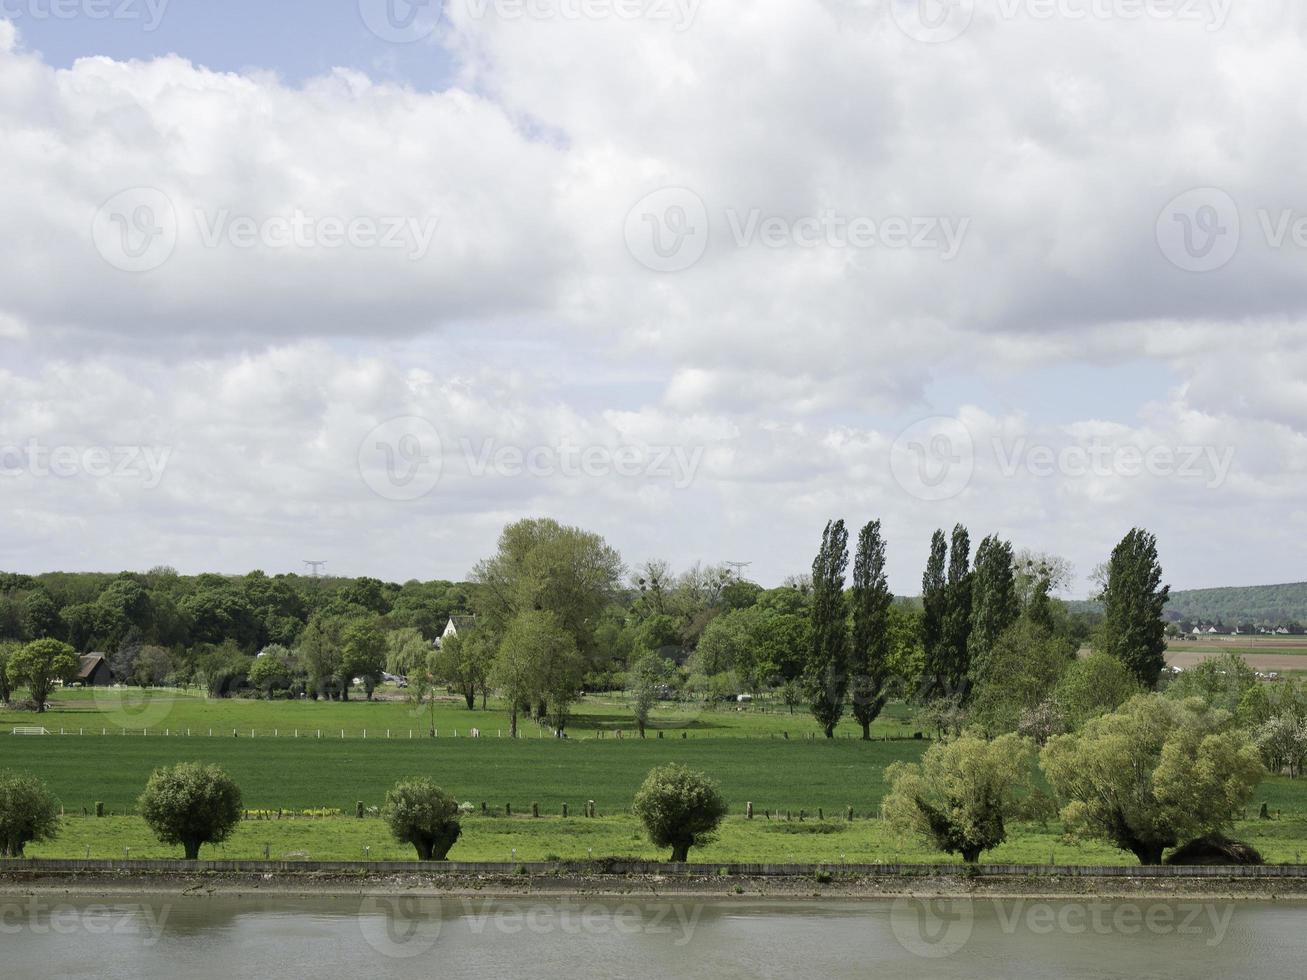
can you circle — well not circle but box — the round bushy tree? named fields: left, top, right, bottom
left=7, top=638, right=80, bottom=712
left=0, top=771, right=61, bottom=857
left=884, top=732, right=1034, bottom=863
left=138, top=763, right=243, bottom=860
left=383, top=778, right=462, bottom=861
left=632, top=764, right=728, bottom=862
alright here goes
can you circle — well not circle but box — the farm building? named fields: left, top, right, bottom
left=77, top=653, right=112, bottom=687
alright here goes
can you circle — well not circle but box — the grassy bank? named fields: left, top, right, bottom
left=24, top=812, right=1307, bottom=866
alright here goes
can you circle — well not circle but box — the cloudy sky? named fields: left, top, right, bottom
left=1, top=0, right=1305, bottom=595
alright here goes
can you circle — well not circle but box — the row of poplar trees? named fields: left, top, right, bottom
left=804, top=520, right=1170, bottom=738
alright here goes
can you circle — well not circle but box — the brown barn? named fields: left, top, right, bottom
left=77, top=654, right=112, bottom=687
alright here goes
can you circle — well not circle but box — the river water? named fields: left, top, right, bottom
left=2, top=894, right=1302, bottom=979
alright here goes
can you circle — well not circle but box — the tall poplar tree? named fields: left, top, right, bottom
left=968, top=534, right=1019, bottom=688
left=1099, top=528, right=1170, bottom=689
left=942, top=524, right=973, bottom=698
left=920, top=529, right=949, bottom=697
left=806, top=520, right=850, bottom=738
left=850, top=520, right=893, bottom=740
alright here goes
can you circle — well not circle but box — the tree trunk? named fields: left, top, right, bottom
left=1130, top=842, right=1166, bottom=866
left=669, top=842, right=691, bottom=862
left=183, top=838, right=201, bottom=860
left=824, top=723, right=835, bottom=739
left=961, top=846, right=982, bottom=863
left=509, top=707, right=518, bottom=738
left=861, top=720, right=871, bottom=741
left=463, top=688, right=475, bottom=710
left=414, top=839, right=435, bottom=861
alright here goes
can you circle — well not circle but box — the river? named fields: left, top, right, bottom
left=2, top=894, right=1301, bottom=978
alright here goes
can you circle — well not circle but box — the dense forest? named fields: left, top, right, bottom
left=1067, top=582, right=1307, bottom=631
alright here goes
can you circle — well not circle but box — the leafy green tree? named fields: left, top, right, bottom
left=296, top=615, right=343, bottom=700
left=969, top=619, right=1071, bottom=736
left=1098, top=528, right=1170, bottom=688
left=1164, top=650, right=1257, bottom=715
left=920, top=529, right=949, bottom=697
left=492, top=611, right=581, bottom=736
left=780, top=678, right=804, bottom=715
left=805, top=520, right=850, bottom=738
left=59, top=603, right=97, bottom=652
left=0, top=641, right=15, bottom=703
left=340, top=619, right=387, bottom=700
left=20, top=589, right=61, bottom=641
left=630, top=653, right=673, bottom=736
left=248, top=650, right=294, bottom=697
left=1254, top=714, right=1307, bottom=778
left=7, top=638, right=80, bottom=712
left=884, top=733, right=1034, bottom=863
left=132, top=645, right=174, bottom=687
left=138, top=762, right=243, bottom=860
left=383, top=778, right=462, bottom=860
left=432, top=630, right=495, bottom=710
left=385, top=627, right=430, bottom=679
left=1052, top=651, right=1142, bottom=729
left=0, top=771, right=61, bottom=857
left=850, top=520, right=893, bottom=740
left=632, top=764, right=729, bottom=862
left=1041, top=695, right=1262, bottom=864
left=942, top=524, right=973, bottom=699
left=472, top=518, right=624, bottom=672
left=968, top=535, right=1019, bottom=685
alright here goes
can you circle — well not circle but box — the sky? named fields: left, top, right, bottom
left=1, top=0, right=1305, bottom=596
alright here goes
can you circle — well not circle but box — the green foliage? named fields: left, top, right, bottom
left=382, top=778, right=462, bottom=860
left=7, top=638, right=80, bottom=711
left=1098, top=528, right=1170, bottom=688
left=850, top=520, right=893, bottom=739
left=340, top=619, right=387, bottom=699
left=472, top=518, right=624, bottom=673
left=967, top=535, right=1019, bottom=684
left=805, top=520, right=849, bottom=738
left=0, top=770, right=61, bottom=857
left=138, top=762, right=243, bottom=860
left=248, top=650, right=294, bottom=697
left=493, top=610, right=582, bottom=734
left=432, top=630, right=495, bottom=710
left=0, top=640, right=15, bottom=703
left=1041, top=694, right=1263, bottom=864
left=1164, top=582, right=1307, bottom=627
left=629, top=653, right=673, bottom=735
left=1052, top=652, right=1142, bottom=729
left=1164, top=650, right=1257, bottom=715
left=920, top=530, right=949, bottom=696
left=631, top=764, right=729, bottom=862
left=969, top=618, right=1073, bottom=736
left=884, top=732, right=1034, bottom=862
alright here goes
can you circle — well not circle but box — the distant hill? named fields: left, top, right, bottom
left=1065, top=582, right=1307, bottom=627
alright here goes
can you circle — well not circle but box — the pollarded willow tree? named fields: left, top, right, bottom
left=0, top=770, right=61, bottom=857
left=805, top=520, right=849, bottom=738
left=884, top=732, right=1034, bottom=863
left=632, top=764, right=729, bottom=862
left=383, top=778, right=462, bottom=861
left=138, top=762, right=243, bottom=860
left=1040, top=694, right=1262, bottom=865
left=850, top=520, right=893, bottom=741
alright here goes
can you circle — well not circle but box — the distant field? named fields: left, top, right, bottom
left=0, top=688, right=919, bottom=740
left=1165, top=636, right=1307, bottom=672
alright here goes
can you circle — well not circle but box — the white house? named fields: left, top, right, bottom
left=436, top=615, right=477, bottom=647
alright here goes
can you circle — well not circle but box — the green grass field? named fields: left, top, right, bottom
left=0, top=687, right=920, bottom=739
left=8, top=689, right=1307, bottom=864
